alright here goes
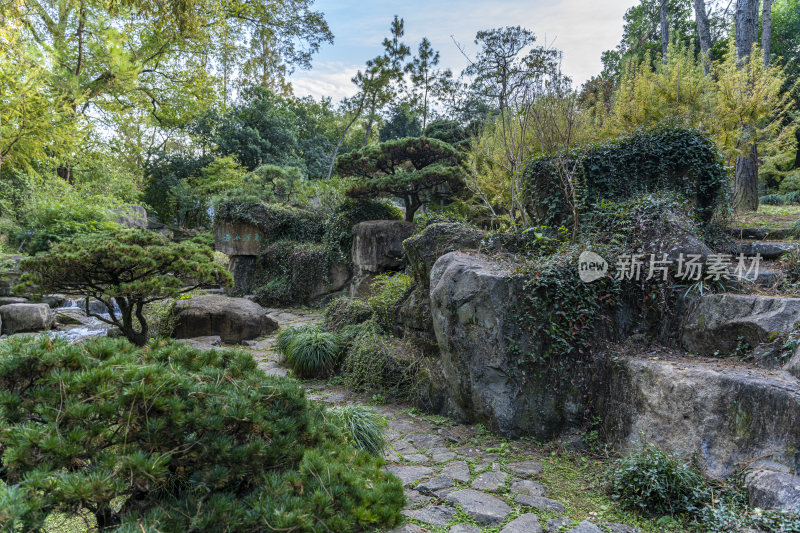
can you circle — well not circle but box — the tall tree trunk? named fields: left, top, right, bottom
left=762, top=0, right=773, bottom=65
left=660, top=0, right=670, bottom=62
left=693, top=0, right=713, bottom=74
left=733, top=0, right=760, bottom=212
left=326, top=94, right=366, bottom=179
left=794, top=127, right=800, bottom=169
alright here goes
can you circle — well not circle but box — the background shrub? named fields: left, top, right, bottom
left=0, top=336, right=403, bottom=531
left=341, top=321, right=422, bottom=401
left=367, top=272, right=413, bottom=333
left=324, top=297, right=374, bottom=333
left=524, top=127, right=727, bottom=227
left=328, top=404, right=387, bottom=456
left=285, top=328, right=343, bottom=378
left=608, top=443, right=709, bottom=517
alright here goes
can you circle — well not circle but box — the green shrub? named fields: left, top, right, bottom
left=367, top=272, right=413, bottom=333
left=341, top=321, right=421, bottom=401
left=524, top=127, right=728, bottom=226
left=215, top=201, right=326, bottom=244
left=253, top=241, right=330, bottom=305
left=329, top=404, right=387, bottom=456
left=275, top=324, right=320, bottom=355
left=0, top=336, right=403, bottom=532
left=324, top=297, right=374, bottom=333
left=285, top=329, right=343, bottom=378
left=608, top=443, right=709, bottom=517
left=779, top=247, right=800, bottom=284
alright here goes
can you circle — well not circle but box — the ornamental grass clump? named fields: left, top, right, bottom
left=0, top=336, right=403, bottom=532
left=329, top=404, right=387, bottom=456
left=285, top=328, right=343, bottom=378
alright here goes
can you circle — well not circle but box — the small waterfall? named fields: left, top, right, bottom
left=50, top=298, right=119, bottom=344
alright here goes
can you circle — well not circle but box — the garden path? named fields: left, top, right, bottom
left=187, top=308, right=634, bottom=533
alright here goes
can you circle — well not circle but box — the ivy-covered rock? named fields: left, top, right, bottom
left=524, top=127, right=727, bottom=226
left=215, top=201, right=326, bottom=244
left=0, top=336, right=404, bottom=532
left=403, top=223, right=487, bottom=289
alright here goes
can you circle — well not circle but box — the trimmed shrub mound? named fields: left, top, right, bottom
left=285, top=328, right=343, bottom=378
left=215, top=200, right=326, bottom=243
left=524, top=127, right=727, bottom=226
left=0, top=336, right=403, bottom=532
left=328, top=404, right=387, bottom=457
left=324, top=297, right=374, bottom=333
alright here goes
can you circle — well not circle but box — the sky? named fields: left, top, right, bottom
left=288, top=0, right=638, bottom=102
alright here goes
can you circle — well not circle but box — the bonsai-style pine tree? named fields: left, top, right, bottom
left=19, top=229, right=232, bottom=345
left=336, top=136, right=463, bottom=222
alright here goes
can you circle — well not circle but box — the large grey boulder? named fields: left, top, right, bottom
left=0, top=303, right=55, bottom=334
left=350, top=220, right=416, bottom=297
left=599, top=357, right=800, bottom=479
left=785, top=346, right=800, bottom=379
left=430, top=251, right=584, bottom=438
left=745, top=469, right=800, bottom=512
left=682, top=294, right=800, bottom=356
left=171, top=295, right=277, bottom=344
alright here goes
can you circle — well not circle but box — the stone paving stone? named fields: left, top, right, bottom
left=391, top=440, right=419, bottom=455
left=383, top=449, right=401, bottom=462
left=405, top=489, right=433, bottom=507
left=445, top=489, right=511, bottom=525
left=402, top=505, right=456, bottom=527
left=510, top=478, right=547, bottom=497
left=403, top=453, right=430, bottom=463
left=441, top=460, right=471, bottom=483
left=384, top=465, right=435, bottom=487
left=545, top=517, right=572, bottom=532
left=449, top=525, right=481, bottom=533
left=470, top=471, right=508, bottom=492
left=453, top=446, right=483, bottom=458
left=506, top=460, right=544, bottom=477
left=500, top=513, right=543, bottom=533
left=415, top=476, right=455, bottom=495
left=430, top=447, right=457, bottom=463
left=567, top=521, right=603, bottom=533
left=514, top=494, right=566, bottom=513
left=390, top=524, right=430, bottom=533
left=406, top=432, right=447, bottom=449
left=389, top=418, right=420, bottom=432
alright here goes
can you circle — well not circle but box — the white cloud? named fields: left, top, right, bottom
left=290, top=62, right=361, bottom=101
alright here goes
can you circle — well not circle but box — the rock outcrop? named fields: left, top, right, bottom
left=429, top=251, right=585, bottom=438
left=0, top=303, right=56, bottom=334
left=598, top=357, right=800, bottom=479
left=682, top=294, right=800, bottom=356
left=745, top=469, right=800, bottom=512
left=350, top=220, right=416, bottom=296
left=171, top=295, right=278, bottom=344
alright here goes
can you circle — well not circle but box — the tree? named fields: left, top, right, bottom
left=326, top=17, right=411, bottom=178
left=660, top=0, right=670, bottom=61
left=336, top=137, right=463, bottom=222
left=461, top=26, right=559, bottom=222
left=406, top=38, right=453, bottom=129
left=762, top=0, right=773, bottom=65
left=19, top=229, right=232, bottom=345
left=733, top=0, right=761, bottom=211
left=379, top=103, right=422, bottom=141
left=693, top=0, right=713, bottom=73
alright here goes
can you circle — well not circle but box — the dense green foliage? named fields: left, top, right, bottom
left=216, top=202, right=326, bottom=244
left=367, top=272, right=414, bottom=332
left=324, top=297, right=374, bottom=333
left=19, top=229, right=231, bottom=345
left=285, top=328, right=343, bottom=378
left=524, top=128, right=728, bottom=226
left=0, top=336, right=403, bottom=532
left=608, top=444, right=709, bottom=516
left=337, top=137, right=464, bottom=221
left=328, top=404, right=388, bottom=456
